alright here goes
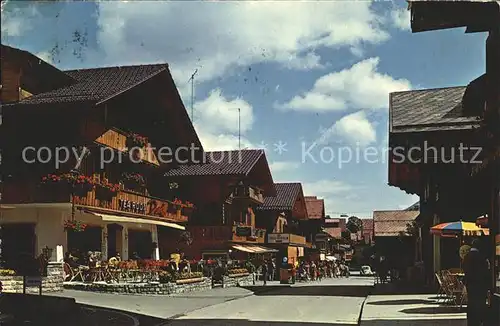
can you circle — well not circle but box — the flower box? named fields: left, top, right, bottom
left=228, top=273, right=250, bottom=278
left=175, top=277, right=204, bottom=285
left=95, top=182, right=120, bottom=201
left=127, top=133, right=148, bottom=148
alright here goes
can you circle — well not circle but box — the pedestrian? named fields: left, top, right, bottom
left=463, top=239, right=490, bottom=326
left=267, top=259, right=274, bottom=281
left=261, top=260, right=268, bottom=285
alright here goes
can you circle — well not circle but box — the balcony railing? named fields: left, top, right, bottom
left=94, top=129, right=160, bottom=166
left=72, top=188, right=189, bottom=223
left=232, top=185, right=264, bottom=204
left=25, top=181, right=189, bottom=223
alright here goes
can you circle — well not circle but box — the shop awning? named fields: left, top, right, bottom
left=231, top=244, right=278, bottom=254
left=86, top=211, right=185, bottom=230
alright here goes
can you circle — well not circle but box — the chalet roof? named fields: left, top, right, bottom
left=390, top=86, right=481, bottom=133
left=362, top=219, right=374, bottom=231
left=257, top=183, right=304, bottom=211
left=164, top=150, right=266, bottom=177
left=1, top=44, right=76, bottom=95
left=304, top=196, right=325, bottom=219
left=409, top=0, right=500, bottom=33
left=373, top=210, right=419, bottom=237
left=15, top=63, right=168, bottom=105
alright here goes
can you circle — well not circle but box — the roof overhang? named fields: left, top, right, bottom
left=409, top=0, right=500, bottom=33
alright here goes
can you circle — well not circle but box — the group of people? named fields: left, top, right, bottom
left=295, top=260, right=349, bottom=282
left=260, top=259, right=349, bottom=284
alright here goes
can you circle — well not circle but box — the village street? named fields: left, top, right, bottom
left=49, top=276, right=466, bottom=326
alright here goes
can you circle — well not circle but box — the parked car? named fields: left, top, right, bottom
left=360, top=265, right=374, bottom=276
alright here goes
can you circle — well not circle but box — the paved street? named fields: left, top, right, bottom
left=49, top=276, right=466, bottom=325
left=49, top=277, right=373, bottom=325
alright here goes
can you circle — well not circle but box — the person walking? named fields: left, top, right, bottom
left=463, top=239, right=490, bottom=326
left=261, top=260, right=268, bottom=285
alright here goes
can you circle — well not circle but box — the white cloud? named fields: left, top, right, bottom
left=316, top=111, right=377, bottom=147
left=302, top=179, right=354, bottom=197
left=1, top=2, right=38, bottom=37
left=192, top=89, right=256, bottom=151
left=275, top=57, right=411, bottom=112
left=196, top=130, right=255, bottom=152
left=391, top=8, right=411, bottom=31
left=194, top=88, right=254, bottom=134
left=269, top=161, right=301, bottom=173
left=92, top=1, right=390, bottom=83
left=302, top=179, right=362, bottom=216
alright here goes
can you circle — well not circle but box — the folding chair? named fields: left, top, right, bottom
left=435, top=272, right=447, bottom=303
left=441, top=270, right=463, bottom=305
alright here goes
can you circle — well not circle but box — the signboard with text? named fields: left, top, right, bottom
left=268, top=233, right=290, bottom=243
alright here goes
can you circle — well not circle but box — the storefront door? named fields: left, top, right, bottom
left=1, top=223, right=36, bottom=270
left=128, top=229, right=152, bottom=259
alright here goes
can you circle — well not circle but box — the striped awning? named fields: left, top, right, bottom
left=231, top=244, right=278, bottom=254
left=84, top=210, right=185, bottom=230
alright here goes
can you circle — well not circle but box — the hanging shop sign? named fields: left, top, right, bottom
left=268, top=233, right=290, bottom=244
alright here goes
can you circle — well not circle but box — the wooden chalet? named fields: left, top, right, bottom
left=161, top=149, right=278, bottom=261
left=255, top=183, right=313, bottom=265
left=373, top=210, right=420, bottom=270
left=0, top=44, right=201, bottom=265
left=392, top=0, right=499, bottom=312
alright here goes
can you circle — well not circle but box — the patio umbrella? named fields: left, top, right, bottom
left=431, top=221, right=489, bottom=237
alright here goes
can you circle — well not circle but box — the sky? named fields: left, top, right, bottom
left=1, top=0, right=487, bottom=217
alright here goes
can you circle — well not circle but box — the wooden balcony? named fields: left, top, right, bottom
left=188, top=225, right=266, bottom=244
left=231, top=185, right=264, bottom=205
left=72, top=188, right=189, bottom=223
left=11, top=181, right=189, bottom=223
left=94, top=129, right=160, bottom=166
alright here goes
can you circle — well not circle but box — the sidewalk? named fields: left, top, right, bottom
left=360, top=294, right=466, bottom=326
left=48, top=286, right=257, bottom=319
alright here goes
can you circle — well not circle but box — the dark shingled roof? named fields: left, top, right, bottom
left=257, top=183, right=303, bottom=211
left=390, top=86, right=481, bottom=133
left=164, top=150, right=265, bottom=177
left=16, top=64, right=168, bottom=105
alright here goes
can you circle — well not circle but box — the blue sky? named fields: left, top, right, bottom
left=1, top=1, right=487, bottom=217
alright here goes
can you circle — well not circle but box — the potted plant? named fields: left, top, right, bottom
left=168, top=198, right=183, bottom=215
left=95, top=181, right=120, bottom=201
left=72, top=174, right=95, bottom=196
left=121, top=172, right=146, bottom=191
left=127, top=133, right=148, bottom=148
left=41, top=173, right=94, bottom=197
left=183, top=201, right=195, bottom=216
left=64, top=220, right=87, bottom=232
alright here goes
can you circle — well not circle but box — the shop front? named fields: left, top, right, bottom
left=0, top=203, right=185, bottom=264
left=267, top=233, right=310, bottom=266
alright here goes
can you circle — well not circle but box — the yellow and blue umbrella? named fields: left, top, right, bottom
left=431, top=221, right=489, bottom=237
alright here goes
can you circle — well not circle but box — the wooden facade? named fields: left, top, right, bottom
left=0, top=45, right=202, bottom=263
left=397, top=2, right=500, bottom=318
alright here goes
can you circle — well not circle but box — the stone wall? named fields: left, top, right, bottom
left=64, top=277, right=213, bottom=295
left=222, top=273, right=255, bottom=288
left=0, top=262, right=64, bottom=293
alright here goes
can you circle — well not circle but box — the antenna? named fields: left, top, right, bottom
left=188, top=69, right=198, bottom=122
left=238, top=108, right=241, bottom=150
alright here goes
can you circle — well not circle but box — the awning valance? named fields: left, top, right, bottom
left=231, top=244, right=278, bottom=254
left=85, top=211, right=185, bottom=230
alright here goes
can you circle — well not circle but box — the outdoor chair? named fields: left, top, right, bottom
left=441, top=270, right=465, bottom=306
left=435, top=272, right=448, bottom=303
